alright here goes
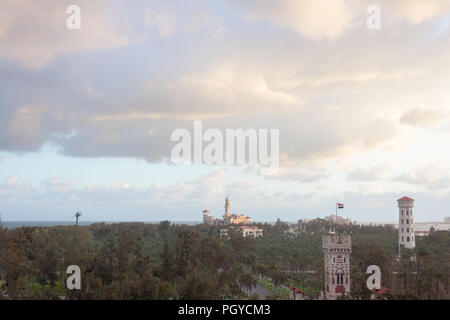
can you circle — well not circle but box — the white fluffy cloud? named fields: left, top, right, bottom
left=400, top=107, right=450, bottom=128
left=1, top=1, right=450, bottom=220
left=0, top=0, right=129, bottom=69
left=232, top=0, right=355, bottom=40
left=388, top=0, right=450, bottom=24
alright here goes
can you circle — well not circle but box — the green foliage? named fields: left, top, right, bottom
left=0, top=221, right=448, bottom=300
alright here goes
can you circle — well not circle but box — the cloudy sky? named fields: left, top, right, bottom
left=1, top=0, right=450, bottom=222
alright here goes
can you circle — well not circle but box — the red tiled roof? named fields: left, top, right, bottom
left=371, top=286, right=391, bottom=296
left=289, top=286, right=306, bottom=295
left=294, top=288, right=306, bottom=295
left=397, top=196, right=414, bottom=201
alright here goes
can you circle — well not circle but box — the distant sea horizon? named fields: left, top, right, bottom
left=1, top=221, right=202, bottom=229
left=2, top=220, right=449, bottom=230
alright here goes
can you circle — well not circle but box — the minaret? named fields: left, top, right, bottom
left=322, top=233, right=352, bottom=300
left=224, top=196, right=231, bottom=216
left=397, top=196, right=415, bottom=251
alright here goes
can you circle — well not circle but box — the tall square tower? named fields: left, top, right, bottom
left=322, top=233, right=352, bottom=300
left=397, top=196, right=415, bottom=251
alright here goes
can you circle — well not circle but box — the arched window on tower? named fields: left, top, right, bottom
left=336, top=269, right=344, bottom=285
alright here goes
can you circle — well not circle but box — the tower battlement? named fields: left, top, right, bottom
left=322, top=234, right=351, bottom=251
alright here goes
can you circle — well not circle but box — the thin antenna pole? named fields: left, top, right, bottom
left=335, top=203, right=338, bottom=226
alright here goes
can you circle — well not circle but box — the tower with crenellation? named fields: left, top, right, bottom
left=322, top=232, right=352, bottom=300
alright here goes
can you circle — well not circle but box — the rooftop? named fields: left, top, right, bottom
left=397, top=196, right=414, bottom=201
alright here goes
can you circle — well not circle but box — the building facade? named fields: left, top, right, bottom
left=322, top=233, right=352, bottom=300
left=202, top=210, right=214, bottom=224
left=325, top=214, right=352, bottom=225
left=239, top=225, right=263, bottom=238
left=397, top=196, right=415, bottom=250
left=202, top=196, right=251, bottom=225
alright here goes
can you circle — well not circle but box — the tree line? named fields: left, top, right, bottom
left=0, top=220, right=448, bottom=299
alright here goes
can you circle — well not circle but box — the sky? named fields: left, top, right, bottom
left=1, top=0, right=450, bottom=222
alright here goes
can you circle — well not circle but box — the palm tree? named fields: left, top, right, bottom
left=237, top=269, right=257, bottom=297
left=75, top=212, right=82, bottom=226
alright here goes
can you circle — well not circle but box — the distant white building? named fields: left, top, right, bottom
left=202, top=210, right=214, bottom=224
left=397, top=196, right=415, bottom=250
left=325, top=214, right=352, bottom=225
left=240, top=225, right=263, bottom=238
left=219, top=225, right=263, bottom=239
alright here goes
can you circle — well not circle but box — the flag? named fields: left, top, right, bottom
left=337, top=203, right=344, bottom=209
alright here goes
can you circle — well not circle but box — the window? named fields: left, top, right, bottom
left=402, top=236, right=404, bottom=241
left=406, top=210, right=409, bottom=216
left=402, top=219, right=403, bottom=224
left=336, top=272, right=344, bottom=285
left=407, top=236, right=410, bottom=242
left=402, top=228, right=404, bottom=232
left=402, top=211, right=403, bottom=216
left=406, top=219, right=409, bottom=224
left=407, top=228, right=409, bottom=233
left=344, top=257, right=346, bottom=263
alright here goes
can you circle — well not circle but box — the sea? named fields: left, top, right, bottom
left=1, top=221, right=202, bottom=229
left=2, top=221, right=449, bottom=231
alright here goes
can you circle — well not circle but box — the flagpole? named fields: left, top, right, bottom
left=335, top=203, right=338, bottom=226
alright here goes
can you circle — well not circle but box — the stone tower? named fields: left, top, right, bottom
left=202, top=210, right=214, bottom=225
left=322, top=233, right=352, bottom=300
left=224, top=196, right=231, bottom=217
left=397, top=196, right=415, bottom=251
